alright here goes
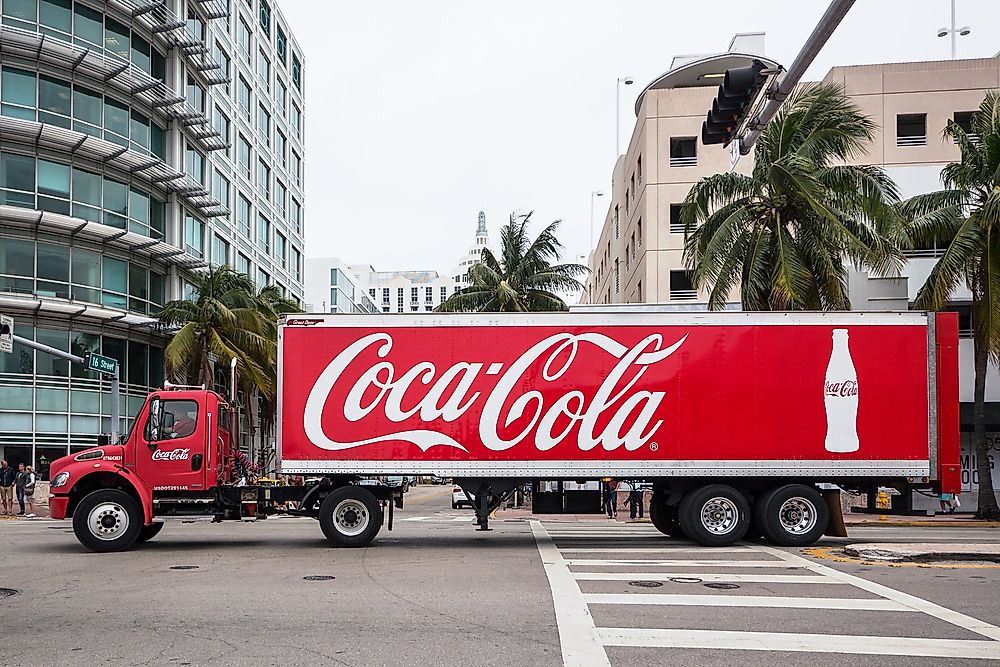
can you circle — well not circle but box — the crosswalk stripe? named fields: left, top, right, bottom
left=557, top=547, right=751, bottom=554
left=573, top=572, right=843, bottom=584
left=596, top=628, right=1000, bottom=659
left=565, top=559, right=798, bottom=568
left=583, top=593, right=915, bottom=611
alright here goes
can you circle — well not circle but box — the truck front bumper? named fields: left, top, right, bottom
left=49, top=496, right=68, bottom=520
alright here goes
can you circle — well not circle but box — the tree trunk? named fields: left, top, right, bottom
left=972, top=328, right=1000, bottom=519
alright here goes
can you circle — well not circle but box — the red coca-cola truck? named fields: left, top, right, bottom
left=47, top=310, right=960, bottom=552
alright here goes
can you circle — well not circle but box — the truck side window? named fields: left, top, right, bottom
left=149, top=400, right=199, bottom=440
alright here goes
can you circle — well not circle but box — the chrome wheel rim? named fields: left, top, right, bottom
left=778, top=497, right=818, bottom=535
left=700, top=497, right=739, bottom=535
left=87, top=502, right=130, bottom=541
left=333, top=499, right=370, bottom=537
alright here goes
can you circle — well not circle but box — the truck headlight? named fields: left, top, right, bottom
left=51, top=471, right=70, bottom=488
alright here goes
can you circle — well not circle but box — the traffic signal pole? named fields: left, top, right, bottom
left=11, top=334, right=121, bottom=444
left=739, top=0, right=856, bottom=154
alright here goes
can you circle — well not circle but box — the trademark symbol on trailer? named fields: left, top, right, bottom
left=649, top=442, right=659, bottom=452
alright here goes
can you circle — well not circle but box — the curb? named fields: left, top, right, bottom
left=845, top=520, right=1000, bottom=528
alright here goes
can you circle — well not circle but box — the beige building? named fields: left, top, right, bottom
left=583, top=44, right=1000, bottom=308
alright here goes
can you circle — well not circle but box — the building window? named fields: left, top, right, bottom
left=212, top=170, right=230, bottom=208
left=212, top=106, right=230, bottom=145
left=896, top=114, right=927, bottom=147
left=257, top=160, right=270, bottom=198
left=669, top=270, right=696, bottom=301
left=275, top=180, right=287, bottom=218
left=291, top=103, right=302, bottom=139
left=184, top=213, right=204, bottom=258
left=614, top=258, right=619, bottom=294
left=954, top=111, right=976, bottom=140
left=257, top=49, right=270, bottom=92
left=238, top=77, right=252, bottom=122
left=291, top=198, right=302, bottom=234
left=410, top=287, right=418, bottom=304
left=257, top=268, right=269, bottom=289
left=613, top=205, right=619, bottom=239
left=276, top=130, right=287, bottom=167
left=425, top=286, right=433, bottom=303
left=637, top=155, right=642, bottom=184
left=186, top=76, right=205, bottom=113
left=292, top=53, right=302, bottom=90
left=276, top=25, right=288, bottom=67
left=185, top=145, right=205, bottom=185
left=237, top=252, right=251, bottom=277
left=259, top=0, right=271, bottom=35
left=382, top=288, right=390, bottom=304
left=275, top=80, right=286, bottom=116
left=257, top=215, right=270, bottom=253
left=274, top=232, right=286, bottom=269
left=669, top=204, right=684, bottom=233
left=291, top=151, right=302, bottom=187
left=440, top=286, right=447, bottom=302
left=637, top=280, right=642, bottom=302
left=212, top=42, right=231, bottom=94
left=237, top=195, right=252, bottom=239
left=257, top=104, right=271, bottom=146
left=669, top=137, right=697, bottom=167
left=212, top=235, right=230, bottom=267
left=637, top=218, right=642, bottom=247
left=289, top=248, right=301, bottom=281
left=238, top=134, right=251, bottom=179
left=238, top=18, right=252, bottom=64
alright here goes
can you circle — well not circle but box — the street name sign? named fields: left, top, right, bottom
left=86, top=352, right=119, bottom=375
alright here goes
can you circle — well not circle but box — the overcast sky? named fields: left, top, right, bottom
left=280, top=1, right=1000, bottom=274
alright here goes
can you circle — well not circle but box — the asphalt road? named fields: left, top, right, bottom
left=1, top=484, right=998, bottom=667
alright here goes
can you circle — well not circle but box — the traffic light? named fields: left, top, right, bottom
left=702, top=60, right=768, bottom=146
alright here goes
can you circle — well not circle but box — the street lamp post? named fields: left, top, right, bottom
left=616, top=76, right=634, bottom=157
left=590, top=190, right=605, bottom=248
left=937, top=0, right=971, bottom=59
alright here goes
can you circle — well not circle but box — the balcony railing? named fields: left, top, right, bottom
left=669, top=156, right=698, bottom=167
left=896, top=135, right=927, bottom=147
left=670, top=289, right=698, bottom=301
left=669, top=222, right=685, bottom=234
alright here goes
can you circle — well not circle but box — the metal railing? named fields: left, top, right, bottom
left=669, top=156, right=698, bottom=167
left=669, top=289, right=698, bottom=301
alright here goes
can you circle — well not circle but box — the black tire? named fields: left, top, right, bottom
left=136, top=522, right=164, bottom=543
left=319, top=486, right=383, bottom=547
left=677, top=484, right=750, bottom=547
left=72, top=489, right=143, bottom=553
left=649, top=494, right=685, bottom=538
left=754, top=484, right=829, bottom=547
left=451, top=502, right=458, bottom=509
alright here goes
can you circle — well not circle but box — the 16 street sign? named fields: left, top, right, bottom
left=86, top=352, right=119, bottom=375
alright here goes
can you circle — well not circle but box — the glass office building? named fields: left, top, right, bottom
left=0, top=0, right=305, bottom=476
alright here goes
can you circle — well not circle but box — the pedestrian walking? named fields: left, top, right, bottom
left=602, top=479, right=619, bottom=518
left=14, top=463, right=28, bottom=515
left=22, top=465, right=36, bottom=518
left=938, top=491, right=960, bottom=514
left=628, top=482, right=645, bottom=519
left=0, top=459, right=14, bottom=515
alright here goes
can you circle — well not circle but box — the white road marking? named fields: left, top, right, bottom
left=758, top=545, right=1000, bottom=642
left=530, top=521, right=611, bottom=667
left=583, top=593, right=915, bottom=611
left=572, top=572, right=840, bottom=583
left=565, top=559, right=797, bottom=568
left=597, top=628, right=1000, bottom=660
left=558, top=547, right=751, bottom=554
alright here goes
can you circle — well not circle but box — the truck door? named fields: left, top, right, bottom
left=138, top=397, right=209, bottom=493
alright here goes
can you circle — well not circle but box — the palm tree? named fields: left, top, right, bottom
left=156, top=265, right=282, bottom=400
left=437, top=212, right=587, bottom=312
left=681, top=83, right=906, bottom=310
left=901, top=91, right=1000, bottom=519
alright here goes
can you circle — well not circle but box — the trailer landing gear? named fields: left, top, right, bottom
left=455, top=478, right=521, bottom=532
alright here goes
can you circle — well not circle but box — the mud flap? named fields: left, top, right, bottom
left=822, top=489, right=848, bottom=537
left=387, top=496, right=394, bottom=531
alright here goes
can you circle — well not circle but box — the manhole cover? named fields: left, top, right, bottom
left=628, top=580, right=663, bottom=588
left=169, top=565, right=199, bottom=570
left=303, top=575, right=335, bottom=581
left=0, top=588, right=19, bottom=598
left=704, top=582, right=740, bottom=590
left=668, top=577, right=703, bottom=584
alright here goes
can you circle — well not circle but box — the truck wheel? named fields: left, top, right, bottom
left=678, top=485, right=750, bottom=547
left=319, top=486, right=383, bottom=547
left=649, top=494, right=684, bottom=538
left=72, top=489, right=143, bottom=553
left=754, top=484, right=829, bottom=547
left=136, top=523, right=164, bottom=543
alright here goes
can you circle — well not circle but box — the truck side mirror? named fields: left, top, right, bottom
left=147, top=396, right=162, bottom=446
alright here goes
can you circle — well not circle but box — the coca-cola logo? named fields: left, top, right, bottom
left=825, top=380, right=858, bottom=397
left=303, top=332, right=687, bottom=454
left=152, top=448, right=191, bottom=461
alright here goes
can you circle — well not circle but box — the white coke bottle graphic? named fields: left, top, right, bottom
left=824, top=328, right=859, bottom=453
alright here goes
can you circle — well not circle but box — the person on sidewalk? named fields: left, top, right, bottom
left=0, top=460, right=14, bottom=515
left=628, top=483, right=645, bottom=519
left=602, top=479, right=619, bottom=518
left=22, top=465, right=36, bottom=518
left=14, top=463, right=28, bottom=516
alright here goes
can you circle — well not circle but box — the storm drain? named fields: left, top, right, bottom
left=0, top=588, right=19, bottom=598
left=303, top=575, right=335, bottom=581
left=667, top=577, right=703, bottom=584
left=704, top=582, right=740, bottom=590
left=169, top=565, right=199, bottom=570
left=628, top=581, right=663, bottom=588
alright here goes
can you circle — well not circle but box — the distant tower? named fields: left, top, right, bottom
left=476, top=211, right=488, bottom=245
